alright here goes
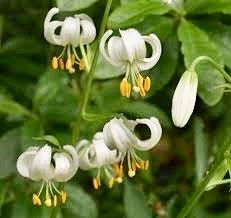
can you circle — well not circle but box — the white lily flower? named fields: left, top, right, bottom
left=17, top=144, right=78, bottom=207
left=44, top=7, right=96, bottom=73
left=100, top=28, right=161, bottom=97
left=171, top=70, right=198, bottom=128
left=103, top=117, right=162, bottom=177
left=76, top=132, right=122, bottom=189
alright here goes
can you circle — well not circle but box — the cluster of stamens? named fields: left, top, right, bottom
left=92, top=165, right=123, bottom=190
left=51, top=45, right=85, bottom=73
left=126, top=149, right=149, bottom=177
left=32, top=182, right=67, bottom=207
left=120, top=64, right=151, bottom=98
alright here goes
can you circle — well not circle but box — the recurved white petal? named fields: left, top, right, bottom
left=44, top=7, right=63, bottom=45
left=29, top=145, right=54, bottom=181
left=133, top=117, right=162, bottom=151
left=90, top=132, right=121, bottom=167
left=16, top=147, right=39, bottom=178
left=103, top=118, right=136, bottom=153
left=120, top=28, right=146, bottom=63
left=171, top=70, right=198, bottom=128
left=137, top=34, right=162, bottom=70
left=60, top=17, right=80, bottom=46
left=100, top=30, right=125, bottom=67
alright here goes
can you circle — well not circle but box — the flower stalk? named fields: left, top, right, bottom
left=71, top=0, right=113, bottom=144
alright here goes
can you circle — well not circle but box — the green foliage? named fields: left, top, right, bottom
left=57, top=0, right=98, bottom=11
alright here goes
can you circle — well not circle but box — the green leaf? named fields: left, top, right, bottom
left=0, top=128, right=21, bottom=179
left=108, top=0, right=169, bottom=28
left=34, top=71, right=78, bottom=124
left=0, top=94, right=34, bottom=118
left=33, top=135, right=60, bottom=147
left=57, top=0, right=98, bottom=11
left=135, top=15, right=174, bottom=40
left=196, top=21, right=231, bottom=70
left=0, top=16, right=3, bottom=46
left=94, top=54, right=124, bottom=79
left=21, top=119, right=44, bottom=150
left=194, top=117, right=208, bottom=184
left=178, top=19, right=225, bottom=106
left=185, top=0, right=231, bottom=14
left=124, top=180, right=152, bottom=218
left=62, top=184, right=98, bottom=218
left=149, top=30, right=179, bottom=93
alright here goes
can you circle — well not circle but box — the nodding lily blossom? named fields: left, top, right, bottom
left=44, top=7, right=96, bottom=73
left=100, top=28, right=161, bottom=98
left=76, top=132, right=122, bottom=189
left=103, top=117, right=162, bottom=177
left=171, top=70, right=198, bottom=128
left=17, top=144, right=78, bottom=207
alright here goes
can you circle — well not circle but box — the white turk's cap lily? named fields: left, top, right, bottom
left=44, top=7, right=96, bottom=73
left=171, top=70, right=198, bottom=128
left=103, top=117, right=162, bottom=177
left=76, top=132, right=122, bottom=189
left=16, top=144, right=78, bottom=207
left=100, top=28, right=161, bottom=98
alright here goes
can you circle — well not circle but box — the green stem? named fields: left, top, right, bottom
left=189, top=56, right=231, bottom=83
left=177, top=138, right=230, bottom=218
left=71, top=0, right=113, bottom=144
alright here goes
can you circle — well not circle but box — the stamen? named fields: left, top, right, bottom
left=128, top=169, right=136, bottom=177
left=120, top=78, right=127, bottom=97
left=60, top=191, right=67, bottom=204
left=65, top=58, right=72, bottom=70
left=115, top=177, right=123, bottom=183
left=108, top=177, right=114, bottom=189
left=144, top=77, right=151, bottom=91
left=136, top=74, right=146, bottom=97
left=32, top=194, right=42, bottom=206
left=58, top=58, right=65, bottom=70
left=71, top=54, right=75, bottom=66
left=93, top=178, right=99, bottom=190
left=79, top=59, right=85, bottom=71
left=127, top=151, right=136, bottom=177
left=52, top=57, right=58, bottom=70
left=125, top=82, right=131, bottom=98
left=44, top=198, right=52, bottom=207
left=133, top=86, right=140, bottom=93
left=53, top=195, right=57, bottom=207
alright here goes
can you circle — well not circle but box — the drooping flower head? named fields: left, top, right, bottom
left=76, top=132, right=122, bottom=189
left=17, top=144, right=78, bottom=207
left=171, top=70, right=198, bottom=127
left=44, top=7, right=96, bottom=73
left=103, top=117, right=162, bottom=177
left=100, top=28, right=161, bottom=98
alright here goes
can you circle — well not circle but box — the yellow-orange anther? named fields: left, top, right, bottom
left=59, top=58, right=65, bottom=70
left=145, top=160, right=149, bottom=170
left=71, top=54, right=75, bottom=66
left=144, top=77, right=151, bottom=91
left=119, top=165, right=124, bottom=177
left=115, top=177, right=123, bottom=183
left=140, top=161, right=145, bottom=170
left=79, top=59, right=85, bottom=71
left=97, top=177, right=101, bottom=186
left=65, top=58, right=72, bottom=70
left=44, top=198, right=52, bottom=207
left=128, top=169, right=136, bottom=177
left=120, top=78, right=127, bottom=97
left=126, top=82, right=131, bottom=98
left=108, top=178, right=114, bottom=189
left=32, top=194, right=42, bottom=206
left=136, top=162, right=141, bottom=169
left=52, top=57, right=58, bottom=70
left=53, top=195, right=57, bottom=207
left=93, top=178, right=99, bottom=190
left=60, top=191, right=67, bottom=204
left=137, top=74, right=146, bottom=97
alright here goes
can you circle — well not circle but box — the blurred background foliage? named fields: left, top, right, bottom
left=0, top=0, right=231, bottom=217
